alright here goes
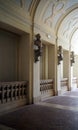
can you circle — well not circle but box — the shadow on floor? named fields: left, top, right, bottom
left=0, top=90, right=78, bottom=130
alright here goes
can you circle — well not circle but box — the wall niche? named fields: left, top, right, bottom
left=0, top=29, right=29, bottom=82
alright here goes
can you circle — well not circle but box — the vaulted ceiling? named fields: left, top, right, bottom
left=34, top=0, right=78, bottom=53
left=1, top=0, right=78, bottom=53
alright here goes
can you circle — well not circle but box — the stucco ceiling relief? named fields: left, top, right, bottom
left=44, top=0, right=65, bottom=28
left=63, top=16, right=78, bottom=39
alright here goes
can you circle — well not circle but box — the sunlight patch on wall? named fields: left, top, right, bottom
left=71, top=29, right=78, bottom=55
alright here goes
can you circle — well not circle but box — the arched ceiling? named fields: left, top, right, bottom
left=5, top=0, right=78, bottom=52
left=10, top=0, right=40, bottom=18
left=71, top=29, right=78, bottom=54
left=34, top=0, right=78, bottom=52
left=58, top=7, right=78, bottom=50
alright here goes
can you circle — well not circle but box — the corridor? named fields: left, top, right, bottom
left=0, top=89, right=78, bottom=130
left=0, top=0, right=78, bottom=129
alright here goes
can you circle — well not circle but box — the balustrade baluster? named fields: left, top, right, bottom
left=0, top=85, right=1, bottom=103
left=11, top=85, right=13, bottom=101
left=15, top=85, right=17, bottom=100
left=24, top=85, right=27, bottom=96
left=22, top=85, right=24, bottom=98
left=1, top=86, right=4, bottom=103
left=18, top=85, right=21, bottom=99
left=0, top=81, right=28, bottom=105
left=40, top=79, right=54, bottom=98
left=6, top=85, right=9, bottom=102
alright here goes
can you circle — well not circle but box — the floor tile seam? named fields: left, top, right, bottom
left=62, top=95, right=78, bottom=98
left=37, top=102, right=78, bottom=112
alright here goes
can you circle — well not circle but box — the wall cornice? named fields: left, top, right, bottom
left=0, top=0, right=32, bottom=33
left=57, top=36, right=69, bottom=50
left=34, top=23, right=56, bottom=44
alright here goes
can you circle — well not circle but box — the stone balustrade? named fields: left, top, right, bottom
left=0, top=81, right=28, bottom=104
left=40, top=79, right=54, bottom=99
left=61, top=78, right=68, bottom=91
left=40, top=79, right=53, bottom=91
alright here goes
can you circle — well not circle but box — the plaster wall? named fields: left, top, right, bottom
left=73, top=55, right=78, bottom=79
left=33, top=62, right=41, bottom=103
left=18, top=34, right=29, bottom=81
left=48, top=45, right=55, bottom=79
left=63, top=50, right=69, bottom=78
left=0, top=29, right=19, bottom=81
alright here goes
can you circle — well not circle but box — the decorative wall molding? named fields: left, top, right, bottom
left=34, top=23, right=56, bottom=44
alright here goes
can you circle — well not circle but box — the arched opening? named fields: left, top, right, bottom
left=40, top=42, right=55, bottom=100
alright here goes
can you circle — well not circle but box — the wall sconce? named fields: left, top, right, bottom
left=57, top=46, right=63, bottom=65
left=34, top=34, right=43, bottom=63
left=70, top=51, right=75, bottom=66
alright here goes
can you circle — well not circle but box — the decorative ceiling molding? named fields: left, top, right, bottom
left=34, top=23, right=56, bottom=44
left=34, top=0, right=67, bottom=38
left=28, top=0, right=40, bottom=18
left=0, top=0, right=32, bottom=33
left=58, top=8, right=78, bottom=44
left=44, top=0, right=65, bottom=28
left=55, top=3, right=78, bottom=37
left=33, top=0, right=78, bottom=48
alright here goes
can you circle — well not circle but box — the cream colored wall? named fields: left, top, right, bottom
left=33, top=62, right=41, bottom=103
left=40, top=45, right=45, bottom=79
left=0, top=29, right=30, bottom=82
left=57, top=65, right=62, bottom=94
left=40, top=45, right=48, bottom=79
left=18, top=34, right=29, bottom=81
left=63, top=50, right=69, bottom=78
left=57, top=50, right=70, bottom=94
left=40, top=44, right=55, bottom=80
left=44, top=45, right=48, bottom=79
left=0, top=29, right=19, bottom=81
left=48, top=45, right=54, bottom=79
left=73, top=55, right=78, bottom=78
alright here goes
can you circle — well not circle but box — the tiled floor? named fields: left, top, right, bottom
left=0, top=89, right=78, bottom=130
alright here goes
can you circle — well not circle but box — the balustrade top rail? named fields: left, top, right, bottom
left=40, top=79, right=53, bottom=85
left=0, top=81, right=28, bottom=86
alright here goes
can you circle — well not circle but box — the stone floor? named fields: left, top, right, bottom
left=0, top=89, right=78, bottom=130
left=0, top=124, right=15, bottom=130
